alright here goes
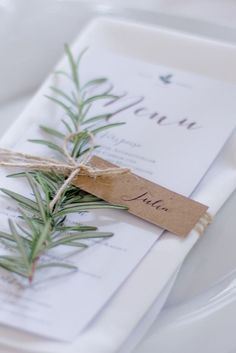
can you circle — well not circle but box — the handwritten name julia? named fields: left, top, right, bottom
left=121, top=192, right=169, bottom=212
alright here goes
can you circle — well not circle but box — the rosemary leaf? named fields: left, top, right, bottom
left=28, top=139, right=65, bottom=156
left=40, top=125, right=65, bottom=139
left=8, top=220, right=29, bottom=270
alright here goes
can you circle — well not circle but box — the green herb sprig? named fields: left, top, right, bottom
left=0, top=44, right=126, bottom=283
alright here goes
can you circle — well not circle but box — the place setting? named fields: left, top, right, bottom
left=0, top=10, right=236, bottom=353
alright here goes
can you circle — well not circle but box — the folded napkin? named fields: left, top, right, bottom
left=0, top=97, right=235, bottom=353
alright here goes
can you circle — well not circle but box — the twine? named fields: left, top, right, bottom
left=0, top=131, right=129, bottom=211
left=194, top=211, right=212, bottom=235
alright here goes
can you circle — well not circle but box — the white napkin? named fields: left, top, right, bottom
left=0, top=93, right=235, bottom=353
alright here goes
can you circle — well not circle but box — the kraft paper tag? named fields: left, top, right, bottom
left=73, top=156, right=208, bottom=237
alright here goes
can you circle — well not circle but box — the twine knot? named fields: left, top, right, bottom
left=0, top=130, right=129, bottom=210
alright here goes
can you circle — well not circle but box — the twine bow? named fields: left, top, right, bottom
left=0, top=131, right=129, bottom=210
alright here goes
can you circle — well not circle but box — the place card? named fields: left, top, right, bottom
left=74, top=156, right=208, bottom=237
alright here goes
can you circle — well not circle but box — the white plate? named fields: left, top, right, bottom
left=1, top=3, right=236, bottom=353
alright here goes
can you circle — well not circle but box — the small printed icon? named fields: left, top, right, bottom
left=159, top=74, right=173, bottom=85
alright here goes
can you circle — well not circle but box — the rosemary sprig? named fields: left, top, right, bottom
left=0, top=44, right=126, bottom=283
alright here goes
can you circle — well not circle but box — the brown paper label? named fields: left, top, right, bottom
left=73, top=156, right=208, bottom=237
